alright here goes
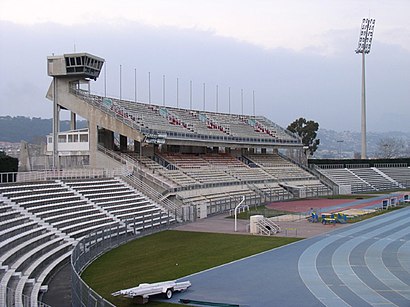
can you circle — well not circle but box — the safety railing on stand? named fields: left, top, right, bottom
left=71, top=221, right=172, bottom=307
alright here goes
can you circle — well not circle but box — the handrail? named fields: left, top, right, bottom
left=97, top=145, right=173, bottom=190
left=120, top=173, right=182, bottom=218
left=277, top=152, right=335, bottom=192
left=0, top=168, right=127, bottom=184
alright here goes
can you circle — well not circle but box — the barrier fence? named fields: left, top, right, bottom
left=71, top=222, right=172, bottom=307
left=0, top=168, right=127, bottom=184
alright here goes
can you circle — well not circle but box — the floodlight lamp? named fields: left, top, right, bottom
left=355, top=18, right=375, bottom=54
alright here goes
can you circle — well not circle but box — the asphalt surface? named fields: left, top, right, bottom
left=165, top=207, right=410, bottom=306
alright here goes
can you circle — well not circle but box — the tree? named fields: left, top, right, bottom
left=0, top=151, right=18, bottom=170
left=376, top=137, right=403, bottom=158
left=287, top=118, right=320, bottom=155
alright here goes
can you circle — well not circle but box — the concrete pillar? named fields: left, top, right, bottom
left=52, top=78, right=60, bottom=169
left=120, top=134, right=127, bottom=152
left=88, top=118, right=98, bottom=168
left=70, top=112, right=77, bottom=130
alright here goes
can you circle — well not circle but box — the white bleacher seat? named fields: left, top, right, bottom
left=30, top=251, right=72, bottom=307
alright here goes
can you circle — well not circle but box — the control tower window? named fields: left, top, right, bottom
left=76, top=57, right=82, bottom=65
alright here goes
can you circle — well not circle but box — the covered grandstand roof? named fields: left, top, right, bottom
left=73, top=89, right=302, bottom=148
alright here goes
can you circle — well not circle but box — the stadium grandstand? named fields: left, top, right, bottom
left=1, top=52, right=410, bottom=306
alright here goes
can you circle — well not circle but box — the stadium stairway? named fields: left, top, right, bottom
left=0, top=196, right=75, bottom=307
left=0, top=177, right=176, bottom=306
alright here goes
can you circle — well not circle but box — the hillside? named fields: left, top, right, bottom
left=0, top=116, right=409, bottom=159
left=315, top=129, right=410, bottom=158
left=0, top=116, right=87, bottom=143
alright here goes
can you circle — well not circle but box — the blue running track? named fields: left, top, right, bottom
left=165, top=207, right=410, bottom=306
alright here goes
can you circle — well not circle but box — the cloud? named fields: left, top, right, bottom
left=0, top=20, right=409, bottom=132
left=1, top=0, right=410, bottom=53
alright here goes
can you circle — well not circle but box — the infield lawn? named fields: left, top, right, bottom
left=82, top=230, right=301, bottom=306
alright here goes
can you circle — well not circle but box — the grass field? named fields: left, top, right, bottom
left=82, top=230, right=301, bottom=307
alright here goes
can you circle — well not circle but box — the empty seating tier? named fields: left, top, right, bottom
left=0, top=201, right=74, bottom=307
left=0, top=176, right=177, bottom=306
left=75, top=91, right=300, bottom=144
left=64, top=177, right=174, bottom=229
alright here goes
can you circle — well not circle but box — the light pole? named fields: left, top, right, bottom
left=355, top=18, right=375, bottom=159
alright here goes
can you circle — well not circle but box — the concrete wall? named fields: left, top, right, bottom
left=47, top=78, right=144, bottom=167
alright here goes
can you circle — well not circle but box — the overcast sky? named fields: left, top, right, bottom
left=0, top=0, right=409, bottom=132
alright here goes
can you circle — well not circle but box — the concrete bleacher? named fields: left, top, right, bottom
left=134, top=152, right=331, bottom=206
left=0, top=200, right=74, bottom=307
left=178, top=185, right=260, bottom=206
left=64, top=177, right=174, bottom=229
left=377, top=167, right=410, bottom=187
left=350, top=168, right=399, bottom=191
left=247, top=153, right=293, bottom=167
left=76, top=92, right=300, bottom=145
left=316, top=168, right=371, bottom=193
left=226, top=167, right=273, bottom=182
left=316, top=165, right=409, bottom=193
left=0, top=181, right=120, bottom=240
left=0, top=176, right=176, bottom=306
left=246, top=153, right=316, bottom=181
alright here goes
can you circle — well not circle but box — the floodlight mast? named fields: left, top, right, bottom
left=355, top=18, right=375, bottom=159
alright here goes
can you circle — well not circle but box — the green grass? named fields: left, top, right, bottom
left=82, top=230, right=301, bottom=307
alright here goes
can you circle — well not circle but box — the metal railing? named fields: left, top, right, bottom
left=0, top=168, right=128, bottom=184
left=374, top=163, right=408, bottom=168
left=120, top=173, right=184, bottom=219
left=71, top=221, right=172, bottom=307
left=97, top=145, right=173, bottom=191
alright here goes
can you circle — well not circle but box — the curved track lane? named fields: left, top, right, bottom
left=165, top=207, right=410, bottom=306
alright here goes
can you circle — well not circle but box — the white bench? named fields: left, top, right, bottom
left=14, top=242, right=73, bottom=307
left=99, top=198, right=149, bottom=209
left=86, top=194, right=137, bottom=204
left=0, top=237, right=64, bottom=305
left=26, top=199, right=85, bottom=214
left=0, top=216, right=30, bottom=231
left=0, top=227, right=48, bottom=258
left=108, top=203, right=154, bottom=214
left=81, top=190, right=132, bottom=198
left=35, top=202, right=92, bottom=219
left=0, top=221, right=38, bottom=242
left=0, top=210, right=20, bottom=221
left=67, top=220, right=119, bottom=239
left=114, top=207, right=159, bottom=219
left=3, top=187, right=66, bottom=198
left=42, top=208, right=100, bottom=224
left=74, top=185, right=126, bottom=194
left=29, top=250, right=72, bottom=307
left=53, top=212, right=107, bottom=229
left=17, top=195, right=81, bottom=208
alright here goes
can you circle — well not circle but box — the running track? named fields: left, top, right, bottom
left=166, top=206, right=410, bottom=306
left=266, top=193, right=405, bottom=213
